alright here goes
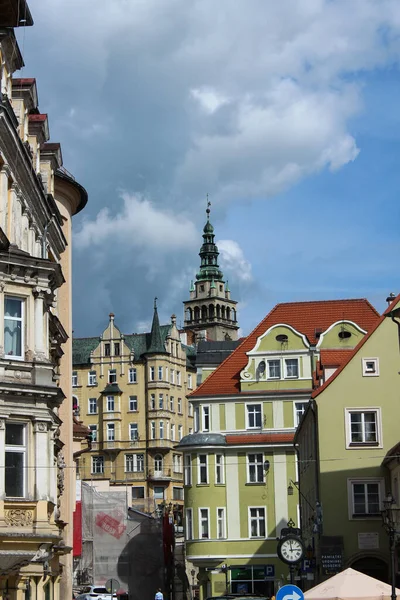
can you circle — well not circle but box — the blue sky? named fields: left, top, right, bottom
left=18, top=0, right=400, bottom=337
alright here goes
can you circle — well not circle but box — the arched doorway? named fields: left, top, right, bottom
left=350, top=556, right=388, bottom=583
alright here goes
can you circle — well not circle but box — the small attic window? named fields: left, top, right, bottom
left=276, top=334, right=288, bottom=343
left=338, top=330, right=352, bottom=340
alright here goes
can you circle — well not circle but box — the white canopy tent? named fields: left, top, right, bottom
left=304, top=568, right=400, bottom=600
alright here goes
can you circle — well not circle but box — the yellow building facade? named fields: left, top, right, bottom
left=72, top=307, right=195, bottom=513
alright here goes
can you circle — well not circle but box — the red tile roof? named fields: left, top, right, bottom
left=312, top=293, right=400, bottom=399
left=226, top=433, right=295, bottom=445
left=320, top=349, right=354, bottom=367
left=191, top=299, right=380, bottom=398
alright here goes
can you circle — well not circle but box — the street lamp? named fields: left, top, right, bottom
left=381, top=493, right=399, bottom=600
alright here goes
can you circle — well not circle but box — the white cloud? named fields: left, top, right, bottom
left=218, top=239, right=253, bottom=283
left=190, top=87, right=230, bottom=114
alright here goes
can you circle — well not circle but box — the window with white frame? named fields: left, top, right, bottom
left=170, top=369, right=175, bottom=384
left=159, top=394, right=164, bottom=409
left=150, top=366, right=155, bottom=381
left=362, top=358, right=379, bottom=377
left=72, top=371, right=78, bottom=387
left=88, top=398, right=97, bottom=414
left=194, top=406, right=200, bottom=432
left=178, top=398, right=182, bottom=413
left=5, top=423, right=26, bottom=497
left=350, top=480, right=382, bottom=517
left=217, top=507, right=226, bottom=539
left=106, top=396, right=115, bottom=412
left=247, top=453, right=264, bottom=483
left=215, top=454, right=224, bottom=484
left=170, top=396, right=174, bottom=412
left=129, top=423, right=139, bottom=441
left=249, top=507, right=266, bottom=537
left=198, top=454, right=208, bottom=484
left=159, top=421, right=164, bottom=439
left=178, top=424, right=183, bottom=441
left=108, top=369, right=117, bottom=384
left=125, top=453, right=144, bottom=472
left=247, top=404, right=262, bottom=429
left=186, top=508, right=193, bottom=540
left=184, top=454, right=192, bottom=485
left=154, top=454, right=163, bottom=473
left=129, top=396, right=138, bottom=411
left=268, top=359, right=281, bottom=379
left=295, top=402, right=308, bottom=426
left=199, top=508, right=209, bottom=539
left=128, top=367, right=137, bottom=383
left=107, top=423, right=115, bottom=441
left=189, top=402, right=193, bottom=417
left=177, top=371, right=182, bottom=386
left=346, top=409, right=380, bottom=447
left=89, top=425, right=97, bottom=442
left=4, top=297, right=24, bottom=359
left=91, top=455, right=104, bottom=474
left=158, top=366, right=163, bottom=381
left=150, top=421, right=156, bottom=439
left=202, top=406, right=210, bottom=432
left=188, top=374, right=193, bottom=389
left=171, top=423, right=175, bottom=441
left=173, top=453, right=182, bottom=473
left=150, top=394, right=155, bottom=410
left=285, top=358, right=299, bottom=378
left=88, top=370, right=97, bottom=386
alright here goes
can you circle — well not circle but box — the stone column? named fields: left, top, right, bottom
left=34, top=421, right=49, bottom=500
left=33, top=288, right=46, bottom=361
left=0, top=166, right=9, bottom=233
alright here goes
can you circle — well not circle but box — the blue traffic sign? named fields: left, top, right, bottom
left=277, top=584, right=304, bottom=600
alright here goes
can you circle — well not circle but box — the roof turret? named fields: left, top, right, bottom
left=146, top=297, right=168, bottom=354
left=196, top=199, right=224, bottom=282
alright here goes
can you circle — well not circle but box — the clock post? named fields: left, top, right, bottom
left=277, top=519, right=305, bottom=586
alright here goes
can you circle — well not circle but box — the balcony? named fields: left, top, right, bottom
left=148, top=468, right=172, bottom=481
left=148, top=439, right=175, bottom=450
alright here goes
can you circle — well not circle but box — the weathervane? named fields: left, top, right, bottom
left=206, top=193, right=211, bottom=220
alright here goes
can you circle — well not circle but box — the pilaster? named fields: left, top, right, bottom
left=34, top=421, right=49, bottom=500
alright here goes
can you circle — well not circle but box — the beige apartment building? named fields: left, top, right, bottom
left=72, top=305, right=195, bottom=513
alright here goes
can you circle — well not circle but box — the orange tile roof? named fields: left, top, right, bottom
left=226, top=433, right=295, bottom=445
left=320, top=349, right=354, bottom=367
left=191, top=299, right=380, bottom=397
left=312, top=293, right=400, bottom=399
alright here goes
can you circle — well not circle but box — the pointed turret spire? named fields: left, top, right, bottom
left=196, top=195, right=224, bottom=282
left=146, top=297, right=167, bottom=354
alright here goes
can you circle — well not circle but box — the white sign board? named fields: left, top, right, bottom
left=358, top=532, right=379, bottom=550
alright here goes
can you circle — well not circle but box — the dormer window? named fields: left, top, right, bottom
left=104, top=343, right=110, bottom=356
left=114, top=342, right=120, bottom=356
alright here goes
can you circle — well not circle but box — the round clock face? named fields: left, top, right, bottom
left=278, top=536, right=304, bottom=564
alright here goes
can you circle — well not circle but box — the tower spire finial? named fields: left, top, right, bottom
left=154, top=296, right=158, bottom=310
left=206, top=194, right=211, bottom=221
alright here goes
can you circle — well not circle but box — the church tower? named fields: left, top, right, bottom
left=183, top=203, right=239, bottom=343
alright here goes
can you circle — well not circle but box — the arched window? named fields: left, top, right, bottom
left=209, top=304, right=215, bottom=319
left=194, top=306, right=200, bottom=321
left=216, top=304, right=221, bottom=319
left=185, top=307, right=192, bottom=322
left=226, top=307, right=231, bottom=321
left=154, top=454, right=163, bottom=474
left=232, top=309, right=236, bottom=322
left=201, top=306, right=207, bottom=321
left=221, top=306, right=226, bottom=320
left=73, top=395, right=80, bottom=416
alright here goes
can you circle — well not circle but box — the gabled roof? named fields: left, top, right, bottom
left=311, top=293, right=400, bottom=399
left=191, top=299, right=379, bottom=397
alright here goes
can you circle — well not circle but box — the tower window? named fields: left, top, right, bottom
left=200, top=285, right=205, bottom=292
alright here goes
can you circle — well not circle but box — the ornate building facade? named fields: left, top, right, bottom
left=0, top=5, right=88, bottom=600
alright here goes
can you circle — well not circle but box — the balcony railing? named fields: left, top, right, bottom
left=148, top=468, right=172, bottom=480
left=148, top=439, right=175, bottom=450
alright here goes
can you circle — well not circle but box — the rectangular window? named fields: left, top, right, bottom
left=129, top=396, right=138, bottom=411
left=5, top=423, right=26, bottom=497
left=114, top=342, right=120, bottom=356
left=188, top=374, right=193, bottom=389
left=88, top=370, right=97, bottom=386
left=150, top=394, right=155, bottom=410
left=150, top=421, right=156, bottom=440
left=198, top=454, right=208, bottom=484
left=132, top=486, right=145, bottom=499
left=108, top=369, right=117, bottom=384
left=184, top=454, right=192, bottom=485
left=348, top=410, right=379, bottom=445
left=88, top=398, right=97, bottom=414
left=165, top=367, right=168, bottom=381
left=107, top=396, right=115, bottom=412
left=170, top=369, right=175, bottom=384
left=351, top=481, right=381, bottom=516
left=202, top=406, right=210, bottom=432
left=91, top=456, right=104, bottom=474
left=285, top=358, right=299, bottom=378
left=128, top=368, right=137, bottom=383
left=189, top=402, right=193, bottom=417
left=170, top=396, right=174, bottom=412
left=72, top=371, right=78, bottom=387
left=173, top=453, right=182, bottom=473
left=4, top=296, right=24, bottom=359
left=247, top=453, right=264, bottom=483
left=171, top=423, right=175, bottom=441
left=173, top=487, right=184, bottom=501
left=295, top=402, right=308, bottom=426
left=217, top=507, right=226, bottom=539
left=160, top=421, right=164, bottom=439
left=125, top=453, right=144, bottom=472
left=178, top=398, right=182, bottom=413
left=247, top=404, right=262, bottom=429
left=194, top=406, right=200, bottom=432
left=129, top=423, right=138, bottom=441
left=215, top=454, right=224, bottom=484
left=89, top=425, right=97, bottom=442
left=186, top=508, right=193, bottom=540
left=362, top=357, right=379, bottom=377
left=158, top=394, right=164, bottom=409
left=158, top=366, right=163, bottom=380
left=154, top=486, right=165, bottom=500
left=199, top=508, right=209, bottom=539
left=249, top=507, right=266, bottom=537
left=178, top=424, right=183, bottom=441
left=177, top=371, right=181, bottom=385
left=150, top=366, right=155, bottom=381
left=107, top=423, right=115, bottom=441
left=104, top=343, right=110, bottom=356
left=268, top=359, right=281, bottom=379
